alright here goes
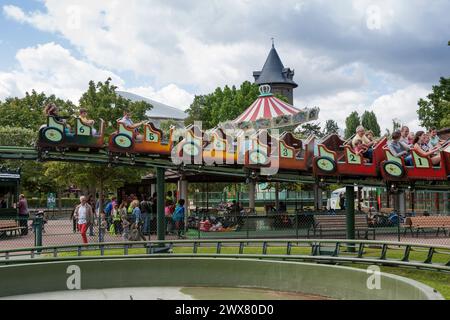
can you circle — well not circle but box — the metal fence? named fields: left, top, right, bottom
left=1, top=239, right=449, bottom=273
left=1, top=208, right=450, bottom=250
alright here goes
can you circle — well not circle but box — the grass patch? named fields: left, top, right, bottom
left=345, top=263, right=450, bottom=300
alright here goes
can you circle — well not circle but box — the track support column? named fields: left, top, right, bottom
left=248, top=180, right=256, bottom=210
left=156, top=167, right=165, bottom=241
left=346, top=186, right=355, bottom=252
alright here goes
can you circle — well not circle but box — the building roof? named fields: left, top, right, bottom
left=253, top=44, right=298, bottom=87
left=117, top=91, right=187, bottom=120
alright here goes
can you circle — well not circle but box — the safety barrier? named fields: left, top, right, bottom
left=1, top=239, right=449, bottom=272
left=0, top=258, right=443, bottom=299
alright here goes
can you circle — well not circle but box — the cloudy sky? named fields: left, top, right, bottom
left=0, top=0, right=448, bottom=132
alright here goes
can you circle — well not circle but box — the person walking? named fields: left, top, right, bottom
left=73, top=196, right=93, bottom=244
left=104, top=196, right=116, bottom=229
left=17, top=194, right=29, bottom=236
left=121, top=215, right=130, bottom=241
left=70, top=203, right=78, bottom=233
left=339, top=193, right=346, bottom=211
left=112, top=203, right=122, bottom=235
left=99, top=212, right=107, bottom=243
left=87, top=195, right=95, bottom=236
left=172, top=199, right=186, bottom=239
left=130, top=200, right=146, bottom=241
left=151, top=192, right=157, bottom=234
left=140, top=195, right=151, bottom=236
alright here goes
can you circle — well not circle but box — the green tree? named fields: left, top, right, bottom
left=0, top=126, right=57, bottom=194
left=185, top=81, right=260, bottom=129
left=417, top=77, right=450, bottom=129
left=0, top=91, right=75, bottom=131
left=361, top=111, right=381, bottom=137
left=344, top=111, right=360, bottom=138
left=298, top=122, right=322, bottom=138
left=322, top=120, right=340, bottom=136
left=78, top=78, right=152, bottom=135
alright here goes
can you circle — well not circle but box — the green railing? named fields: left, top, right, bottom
left=1, top=239, right=449, bottom=272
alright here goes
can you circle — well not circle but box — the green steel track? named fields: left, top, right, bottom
left=0, top=145, right=449, bottom=190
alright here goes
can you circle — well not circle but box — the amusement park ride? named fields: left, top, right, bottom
left=34, top=114, right=450, bottom=184
left=0, top=85, right=448, bottom=188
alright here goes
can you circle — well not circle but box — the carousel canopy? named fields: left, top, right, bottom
left=233, top=91, right=300, bottom=123
left=221, top=85, right=319, bottom=131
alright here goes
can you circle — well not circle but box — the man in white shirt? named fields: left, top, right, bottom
left=74, top=196, right=93, bottom=244
left=118, top=111, right=145, bottom=140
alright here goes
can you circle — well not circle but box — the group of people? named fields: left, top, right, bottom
left=351, top=126, right=378, bottom=162
left=388, top=126, right=446, bottom=166
left=72, top=191, right=186, bottom=244
left=351, top=125, right=446, bottom=166
left=44, top=103, right=143, bottom=138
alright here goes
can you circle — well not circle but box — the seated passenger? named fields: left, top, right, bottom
left=353, top=139, right=369, bottom=163
left=388, top=130, right=410, bottom=158
left=421, top=133, right=432, bottom=152
left=44, top=103, right=70, bottom=132
left=118, top=110, right=145, bottom=140
left=429, top=127, right=444, bottom=148
left=365, top=130, right=378, bottom=144
left=79, top=108, right=97, bottom=135
left=407, top=131, right=415, bottom=145
left=352, top=126, right=374, bottom=161
left=399, top=126, right=410, bottom=146
left=412, top=131, right=441, bottom=166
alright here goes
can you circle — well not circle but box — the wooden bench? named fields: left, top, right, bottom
left=379, top=207, right=394, bottom=214
left=311, top=215, right=375, bottom=239
left=0, top=220, right=23, bottom=237
left=403, top=216, right=450, bottom=237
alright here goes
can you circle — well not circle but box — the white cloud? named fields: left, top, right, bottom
left=0, top=42, right=194, bottom=109
left=126, top=84, right=194, bottom=110
left=1, top=1, right=444, bottom=130
left=301, top=84, right=429, bottom=134
left=3, top=4, right=56, bottom=31
left=300, top=90, right=369, bottom=130
left=0, top=42, right=123, bottom=102
left=371, top=84, right=429, bottom=133
left=1, top=1, right=375, bottom=95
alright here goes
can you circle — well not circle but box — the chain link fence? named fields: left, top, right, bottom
left=1, top=207, right=450, bottom=250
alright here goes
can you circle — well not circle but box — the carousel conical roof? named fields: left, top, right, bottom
left=220, top=85, right=319, bottom=131
left=233, top=92, right=300, bottom=123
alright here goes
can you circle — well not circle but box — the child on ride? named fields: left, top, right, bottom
left=413, top=131, right=441, bottom=166
left=365, top=130, right=378, bottom=144
left=44, top=103, right=71, bottom=133
left=79, top=108, right=97, bottom=135
left=353, top=139, right=369, bottom=163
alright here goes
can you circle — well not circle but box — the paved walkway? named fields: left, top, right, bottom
left=1, top=220, right=450, bottom=250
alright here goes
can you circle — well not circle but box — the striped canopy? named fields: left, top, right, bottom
left=218, top=85, right=319, bottom=131
left=233, top=94, right=300, bottom=123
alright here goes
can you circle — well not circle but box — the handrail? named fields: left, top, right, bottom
left=1, top=239, right=449, bottom=272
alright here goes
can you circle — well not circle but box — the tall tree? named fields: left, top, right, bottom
left=185, top=81, right=260, bottom=129
left=79, top=78, right=152, bottom=135
left=0, top=91, right=75, bottom=131
left=344, top=111, right=360, bottom=138
left=417, top=77, right=450, bottom=129
left=361, top=111, right=381, bottom=137
left=322, top=120, right=340, bottom=136
left=298, top=122, right=322, bottom=138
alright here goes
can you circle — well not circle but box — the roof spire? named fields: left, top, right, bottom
left=271, top=37, right=275, bottom=48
